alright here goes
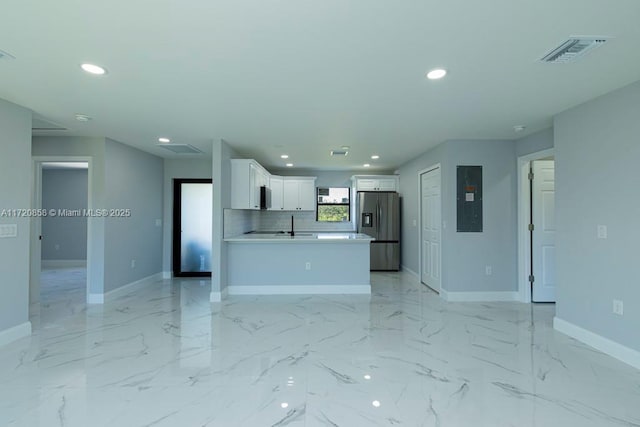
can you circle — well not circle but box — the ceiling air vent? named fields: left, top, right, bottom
left=156, top=143, right=203, bottom=154
left=0, top=49, right=15, bottom=61
left=330, top=150, right=348, bottom=156
left=32, top=116, right=67, bottom=132
left=540, top=37, right=609, bottom=63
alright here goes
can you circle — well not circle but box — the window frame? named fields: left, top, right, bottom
left=316, top=187, right=351, bottom=222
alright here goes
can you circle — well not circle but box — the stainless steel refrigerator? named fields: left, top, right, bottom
left=357, top=192, right=400, bottom=271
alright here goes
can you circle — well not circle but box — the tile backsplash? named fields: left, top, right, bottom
left=224, top=209, right=354, bottom=237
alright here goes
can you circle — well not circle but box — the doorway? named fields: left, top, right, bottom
left=172, top=179, right=212, bottom=277
left=30, top=159, right=90, bottom=315
left=517, top=149, right=556, bottom=303
left=419, top=165, right=442, bottom=293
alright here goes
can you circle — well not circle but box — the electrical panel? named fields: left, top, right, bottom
left=456, top=166, right=482, bottom=232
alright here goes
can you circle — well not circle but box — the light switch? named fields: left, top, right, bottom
left=597, top=225, right=607, bottom=239
left=0, top=224, right=18, bottom=238
left=412, top=219, right=417, bottom=227
left=155, top=219, right=162, bottom=227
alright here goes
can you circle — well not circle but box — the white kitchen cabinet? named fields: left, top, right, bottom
left=269, top=175, right=284, bottom=210
left=352, top=175, right=399, bottom=192
left=282, top=177, right=316, bottom=211
left=231, top=159, right=270, bottom=210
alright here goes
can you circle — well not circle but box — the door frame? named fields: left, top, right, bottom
left=172, top=178, right=213, bottom=277
left=418, top=163, right=442, bottom=294
left=30, top=156, right=93, bottom=305
left=517, top=148, right=554, bottom=303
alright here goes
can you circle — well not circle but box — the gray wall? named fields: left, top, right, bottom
left=516, top=128, right=554, bottom=157
left=162, top=158, right=213, bottom=273
left=555, top=80, right=640, bottom=352
left=443, top=140, right=517, bottom=292
left=397, top=143, right=447, bottom=275
left=212, top=140, right=241, bottom=297
left=104, top=139, right=163, bottom=293
left=397, top=139, right=518, bottom=293
left=41, top=169, right=88, bottom=260
left=0, top=98, right=32, bottom=334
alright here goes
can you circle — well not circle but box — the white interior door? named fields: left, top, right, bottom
left=421, top=167, right=441, bottom=292
left=532, top=160, right=556, bottom=302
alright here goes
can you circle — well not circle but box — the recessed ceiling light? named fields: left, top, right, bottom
left=280, top=402, right=289, bottom=409
left=158, top=137, right=171, bottom=143
left=80, top=63, right=107, bottom=75
left=514, top=125, right=526, bottom=133
left=286, top=163, right=293, bottom=167
left=280, top=154, right=289, bottom=159
left=341, top=145, right=350, bottom=150
left=371, top=155, right=380, bottom=160
left=363, top=164, right=370, bottom=167
left=75, top=114, right=92, bottom=122
left=426, top=68, right=447, bottom=80
left=372, top=400, right=381, bottom=408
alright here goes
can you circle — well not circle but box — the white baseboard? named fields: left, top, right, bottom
left=42, top=260, right=86, bottom=268
left=87, top=272, right=163, bottom=304
left=554, top=317, right=640, bottom=370
left=401, top=265, right=419, bottom=280
left=162, top=271, right=172, bottom=279
left=0, top=322, right=32, bottom=347
left=440, top=289, right=519, bottom=302
left=105, top=272, right=164, bottom=300
left=87, top=293, right=104, bottom=304
left=210, top=287, right=228, bottom=302
left=227, top=284, right=371, bottom=295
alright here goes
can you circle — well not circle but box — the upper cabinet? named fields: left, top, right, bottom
left=269, top=175, right=284, bottom=211
left=282, top=177, right=316, bottom=211
left=231, top=159, right=316, bottom=211
left=231, top=159, right=270, bottom=210
left=352, top=175, right=399, bottom=192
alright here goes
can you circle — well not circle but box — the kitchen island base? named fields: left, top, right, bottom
left=225, top=235, right=372, bottom=295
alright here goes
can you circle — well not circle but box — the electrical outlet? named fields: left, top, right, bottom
left=155, top=219, right=162, bottom=227
left=305, top=262, right=311, bottom=271
left=55, top=244, right=60, bottom=251
left=0, top=224, right=17, bottom=238
left=597, top=225, right=607, bottom=239
left=613, top=299, right=624, bottom=316
left=412, top=219, right=417, bottom=227
left=131, top=259, right=136, bottom=269
left=485, top=265, right=492, bottom=276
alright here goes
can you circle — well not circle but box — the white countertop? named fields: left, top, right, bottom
left=224, top=232, right=374, bottom=243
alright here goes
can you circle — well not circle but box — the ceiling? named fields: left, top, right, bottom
left=1, top=1, right=640, bottom=172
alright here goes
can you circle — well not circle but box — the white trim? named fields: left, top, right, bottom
left=227, top=284, right=372, bottom=295
left=417, top=163, right=442, bottom=295
left=554, top=317, right=640, bottom=370
left=0, top=322, right=32, bottom=347
left=104, top=273, right=164, bottom=300
left=210, top=287, right=228, bottom=302
left=162, top=271, right=172, bottom=279
left=401, top=265, right=419, bottom=280
left=86, top=272, right=163, bottom=304
left=516, top=148, right=554, bottom=303
left=87, top=293, right=104, bottom=304
left=42, top=260, right=87, bottom=268
left=440, top=289, right=519, bottom=302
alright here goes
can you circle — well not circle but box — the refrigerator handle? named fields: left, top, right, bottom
left=378, top=202, right=383, bottom=234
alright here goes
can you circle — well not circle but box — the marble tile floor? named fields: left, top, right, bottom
left=31, top=267, right=87, bottom=329
left=2, top=271, right=639, bottom=426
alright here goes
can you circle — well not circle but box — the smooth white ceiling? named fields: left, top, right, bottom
left=1, top=0, right=640, bottom=171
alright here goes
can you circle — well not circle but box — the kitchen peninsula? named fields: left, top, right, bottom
left=224, top=232, right=373, bottom=295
